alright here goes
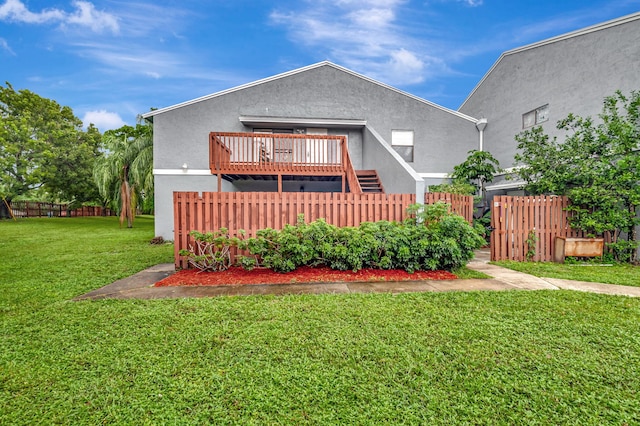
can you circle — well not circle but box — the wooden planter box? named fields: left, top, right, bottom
left=554, top=237, right=604, bottom=263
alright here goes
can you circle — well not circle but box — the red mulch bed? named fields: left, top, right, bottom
left=155, top=266, right=458, bottom=287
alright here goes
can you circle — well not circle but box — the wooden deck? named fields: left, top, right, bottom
left=210, top=132, right=362, bottom=193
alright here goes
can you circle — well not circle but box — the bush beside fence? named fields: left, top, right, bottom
left=173, top=192, right=416, bottom=269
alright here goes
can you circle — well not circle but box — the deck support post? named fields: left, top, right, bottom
left=278, top=174, right=282, bottom=194
left=217, top=173, right=221, bottom=192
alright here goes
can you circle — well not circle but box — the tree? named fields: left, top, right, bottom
left=451, top=150, right=501, bottom=195
left=0, top=82, right=102, bottom=218
left=431, top=151, right=501, bottom=193
left=42, top=123, right=103, bottom=209
left=436, top=149, right=501, bottom=212
left=514, top=90, right=640, bottom=261
left=93, top=123, right=153, bottom=228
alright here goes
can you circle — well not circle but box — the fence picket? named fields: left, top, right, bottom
left=490, top=195, right=600, bottom=262
left=172, top=191, right=478, bottom=268
left=424, top=193, right=474, bottom=223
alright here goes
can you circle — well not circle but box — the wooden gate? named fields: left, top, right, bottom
left=490, top=195, right=586, bottom=261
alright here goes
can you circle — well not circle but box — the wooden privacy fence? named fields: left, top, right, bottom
left=491, top=195, right=591, bottom=262
left=174, top=192, right=416, bottom=268
left=425, top=193, right=474, bottom=224
left=173, top=191, right=475, bottom=268
left=7, top=201, right=114, bottom=218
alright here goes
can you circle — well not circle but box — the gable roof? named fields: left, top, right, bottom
left=459, top=11, right=640, bottom=110
left=142, top=61, right=478, bottom=123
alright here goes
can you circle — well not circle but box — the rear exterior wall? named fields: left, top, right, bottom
left=152, top=65, right=479, bottom=238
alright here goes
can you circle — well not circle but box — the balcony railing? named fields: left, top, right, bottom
left=210, top=132, right=352, bottom=174
left=210, top=132, right=362, bottom=192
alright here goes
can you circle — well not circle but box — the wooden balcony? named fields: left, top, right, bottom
left=210, top=132, right=362, bottom=193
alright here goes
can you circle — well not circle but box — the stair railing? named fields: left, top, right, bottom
left=341, top=137, right=362, bottom=194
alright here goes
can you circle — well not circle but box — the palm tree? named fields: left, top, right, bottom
left=93, top=123, right=153, bottom=228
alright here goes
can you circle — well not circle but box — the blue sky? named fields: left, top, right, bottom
left=2, top=0, right=639, bottom=132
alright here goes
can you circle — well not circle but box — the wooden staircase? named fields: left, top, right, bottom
left=355, top=170, right=384, bottom=193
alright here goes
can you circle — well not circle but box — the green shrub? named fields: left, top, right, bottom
left=180, top=203, right=484, bottom=273
left=606, top=240, right=639, bottom=263
left=243, top=203, right=484, bottom=273
left=178, top=228, right=244, bottom=272
left=245, top=215, right=332, bottom=272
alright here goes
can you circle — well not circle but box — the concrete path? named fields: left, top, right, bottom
left=467, top=249, right=640, bottom=298
left=74, top=249, right=640, bottom=300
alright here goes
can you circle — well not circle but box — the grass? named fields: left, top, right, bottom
left=2, top=217, right=640, bottom=424
left=452, top=265, right=490, bottom=279
left=494, top=260, right=640, bottom=287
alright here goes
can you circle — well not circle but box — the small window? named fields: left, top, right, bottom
left=522, top=105, right=549, bottom=129
left=392, top=130, right=414, bottom=162
left=523, top=111, right=536, bottom=128
left=536, top=105, right=549, bottom=123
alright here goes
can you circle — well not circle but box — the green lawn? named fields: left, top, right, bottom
left=494, top=260, right=640, bottom=287
left=2, top=217, right=640, bottom=424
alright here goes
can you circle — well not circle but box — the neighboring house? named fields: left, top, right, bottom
left=143, top=62, right=484, bottom=240
left=143, top=12, right=640, bottom=241
left=459, top=12, right=640, bottom=194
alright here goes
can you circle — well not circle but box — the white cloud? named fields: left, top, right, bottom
left=70, top=41, right=180, bottom=78
left=388, top=49, right=426, bottom=84
left=65, top=1, right=119, bottom=33
left=0, top=0, right=119, bottom=33
left=347, top=7, right=395, bottom=27
left=270, top=0, right=431, bottom=85
left=104, top=2, right=189, bottom=38
left=82, top=110, right=125, bottom=131
left=0, top=0, right=64, bottom=23
left=0, top=37, right=15, bottom=55
left=69, top=39, right=244, bottom=88
left=335, top=0, right=405, bottom=7
left=3, top=1, right=239, bottom=88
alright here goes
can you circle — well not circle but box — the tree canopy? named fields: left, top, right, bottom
left=514, top=90, right=640, bottom=261
left=450, top=149, right=502, bottom=193
left=0, top=82, right=102, bottom=215
left=429, top=149, right=501, bottom=214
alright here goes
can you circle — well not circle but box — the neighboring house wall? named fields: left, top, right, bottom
left=148, top=63, right=479, bottom=239
left=459, top=13, right=640, bottom=171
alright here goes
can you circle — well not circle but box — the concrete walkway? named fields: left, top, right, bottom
left=74, top=249, right=640, bottom=300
